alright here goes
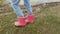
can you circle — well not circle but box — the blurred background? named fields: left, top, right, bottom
left=0, top=0, right=60, bottom=34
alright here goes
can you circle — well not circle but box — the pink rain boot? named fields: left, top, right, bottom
left=27, top=14, right=34, bottom=24
left=15, top=17, right=27, bottom=26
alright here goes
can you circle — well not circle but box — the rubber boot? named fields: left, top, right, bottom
left=27, top=14, right=34, bottom=23
left=15, top=17, right=27, bottom=26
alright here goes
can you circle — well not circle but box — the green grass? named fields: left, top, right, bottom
left=0, top=5, right=60, bottom=34
left=0, top=0, right=2, bottom=4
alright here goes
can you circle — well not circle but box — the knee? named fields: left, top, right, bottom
left=10, top=0, right=18, bottom=5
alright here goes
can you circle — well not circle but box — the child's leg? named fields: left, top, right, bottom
left=24, top=0, right=33, bottom=14
left=10, top=0, right=27, bottom=26
left=24, top=0, right=34, bottom=23
left=10, top=0, right=24, bottom=17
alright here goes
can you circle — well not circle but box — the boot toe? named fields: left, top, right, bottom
left=15, top=22, right=20, bottom=26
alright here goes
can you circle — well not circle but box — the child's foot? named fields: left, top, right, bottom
left=15, top=17, right=27, bottom=26
left=27, top=14, right=34, bottom=24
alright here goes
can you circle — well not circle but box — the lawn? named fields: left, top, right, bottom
left=0, top=4, right=60, bottom=34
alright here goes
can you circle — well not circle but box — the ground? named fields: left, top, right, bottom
left=0, top=4, right=60, bottom=34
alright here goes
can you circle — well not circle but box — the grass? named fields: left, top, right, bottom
left=0, top=5, right=60, bottom=34
left=0, top=0, right=2, bottom=4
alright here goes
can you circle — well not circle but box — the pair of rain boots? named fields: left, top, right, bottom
left=15, top=14, right=34, bottom=26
